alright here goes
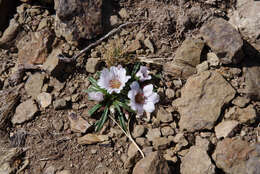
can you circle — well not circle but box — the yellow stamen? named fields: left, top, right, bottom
left=109, top=79, right=121, bottom=89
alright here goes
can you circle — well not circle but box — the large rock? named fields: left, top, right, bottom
left=0, top=87, right=20, bottom=129
left=213, top=138, right=260, bottom=174
left=164, top=38, right=204, bottom=79
left=173, top=71, right=236, bottom=132
left=54, top=0, right=103, bottom=45
left=132, top=151, right=171, bottom=174
left=17, top=29, right=54, bottom=65
left=200, top=18, right=244, bottom=64
left=229, top=0, right=260, bottom=50
left=11, top=99, right=38, bottom=124
left=243, top=60, right=260, bottom=101
left=25, top=73, right=45, bottom=98
left=0, top=19, right=20, bottom=48
left=181, top=146, right=215, bottom=174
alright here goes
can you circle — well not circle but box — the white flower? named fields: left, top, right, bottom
left=88, top=92, right=104, bottom=101
left=128, top=81, right=159, bottom=115
left=97, top=66, right=131, bottom=94
left=136, top=66, right=151, bottom=81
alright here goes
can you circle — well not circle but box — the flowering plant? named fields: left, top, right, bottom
left=86, top=64, right=159, bottom=132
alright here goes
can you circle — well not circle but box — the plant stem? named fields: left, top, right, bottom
left=108, top=114, right=145, bottom=158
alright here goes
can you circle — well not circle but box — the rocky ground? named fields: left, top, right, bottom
left=0, top=0, right=260, bottom=174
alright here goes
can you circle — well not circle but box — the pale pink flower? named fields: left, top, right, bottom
left=128, top=81, right=159, bottom=115
left=136, top=66, right=151, bottom=81
left=97, top=66, right=131, bottom=94
left=88, top=92, right=104, bottom=101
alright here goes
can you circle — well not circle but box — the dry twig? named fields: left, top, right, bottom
left=58, top=22, right=138, bottom=63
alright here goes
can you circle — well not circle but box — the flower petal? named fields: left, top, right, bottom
left=143, top=84, right=153, bottom=97
left=128, top=90, right=137, bottom=100
left=147, top=92, right=160, bottom=104
left=130, top=81, right=140, bottom=90
left=88, top=92, right=104, bottom=101
left=143, top=102, right=155, bottom=113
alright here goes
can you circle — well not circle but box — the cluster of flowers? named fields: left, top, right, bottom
left=88, top=65, right=159, bottom=115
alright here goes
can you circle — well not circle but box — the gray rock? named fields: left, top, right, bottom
left=156, top=107, right=173, bottom=123
left=165, top=88, right=175, bottom=99
left=136, top=137, right=150, bottom=147
left=68, top=112, right=91, bottom=133
left=144, top=38, right=154, bottom=53
left=132, top=125, right=145, bottom=138
left=196, top=61, right=208, bottom=73
left=0, top=148, right=23, bottom=174
left=173, top=71, right=236, bottom=132
left=56, top=170, right=71, bottom=174
left=11, top=99, right=38, bottom=124
left=232, top=96, right=250, bottom=108
left=173, top=133, right=188, bottom=152
left=25, top=73, right=45, bottom=98
left=207, top=52, right=220, bottom=67
left=126, top=39, right=142, bottom=53
left=52, top=118, right=63, bottom=131
left=132, top=151, right=171, bottom=174
left=17, top=29, right=54, bottom=65
left=146, top=128, right=161, bottom=142
left=109, top=15, right=121, bottom=26
left=161, top=126, right=175, bottom=136
left=195, top=136, right=210, bottom=151
left=181, top=146, right=215, bottom=174
left=163, top=38, right=204, bottom=79
left=215, top=120, right=239, bottom=139
left=0, top=87, right=20, bottom=129
left=0, top=19, right=20, bottom=48
left=200, top=18, right=244, bottom=64
left=243, top=61, right=260, bottom=100
left=229, top=0, right=260, bottom=49
left=85, top=58, right=100, bottom=73
left=54, top=0, right=103, bottom=45
left=43, top=48, right=67, bottom=77
left=37, top=92, right=52, bottom=108
left=53, top=98, right=67, bottom=110
left=152, top=137, right=171, bottom=150
left=213, top=138, right=260, bottom=174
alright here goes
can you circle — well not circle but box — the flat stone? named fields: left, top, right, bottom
left=207, top=52, right=220, bottom=67
left=54, top=0, right=103, bottom=45
left=68, top=112, right=91, bottom=133
left=232, top=96, right=250, bottom=108
left=145, top=128, right=161, bottom=142
left=196, top=61, right=208, bottom=73
left=11, top=99, right=38, bottom=124
left=132, top=151, right=171, bottom=174
left=161, top=126, right=175, bottom=136
left=43, top=48, right=67, bottom=77
left=195, top=136, right=210, bottom=151
left=132, top=125, right=145, bottom=138
left=152, top=137, right=171, bottom=150
left=85, top=58, right=100, bottom=73
left=0, top=87, right=20, bottom=129
left=236, top=105, right=257, bottom=124
left=181, top=146, right=215, bottom=174
left=144, top=38, right=154, bottom=53
left=165, top=88, right=175, bottom=99
left=229, top=0, right=260, bottom=49
left=200, top=18, right=244, bottom=64
left=173, top=71, right=236, bottom=132
left=17, top=28, right=54, bottom=65
left=0, top=19, right=20, bottom=48
left=213, top=138, right=260, bottom=174
left=163, top=38, right=204, bottom=79
left=77, top=134, right=109, bottom=145
left=215, top=120, right=239, bottom=139
left=37, top=92, right=52, bottom=108
left=25, top=73, right=45, bottom=98
left=53, top=98, right=67, bottom=110
left=156, top=107, right=173, bottom=123
left=119, top=8, right=129, bottom=19
left=126, top=39, right=141, bottom=53
left=56, top=170, right=71, bottom=174
left=110, top=15, right=121, bottom=26
left=243, top=60, right=260, bottom=100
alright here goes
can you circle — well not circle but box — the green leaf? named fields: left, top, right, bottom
left=131, top=62, right=141, bottom=77
left=116, top=101, right=135, bottom=113
left=88, top=103, right=102, bottom=116
left=114, top=102, right=127, bottom=132
left=95, top=106, right=109, bottom=132
left=88, top=77, right=99, bottom=87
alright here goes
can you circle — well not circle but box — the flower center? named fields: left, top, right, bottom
left=135, top=92, right=145, bottom=104
left=109, top=79, right=121, bottom=89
